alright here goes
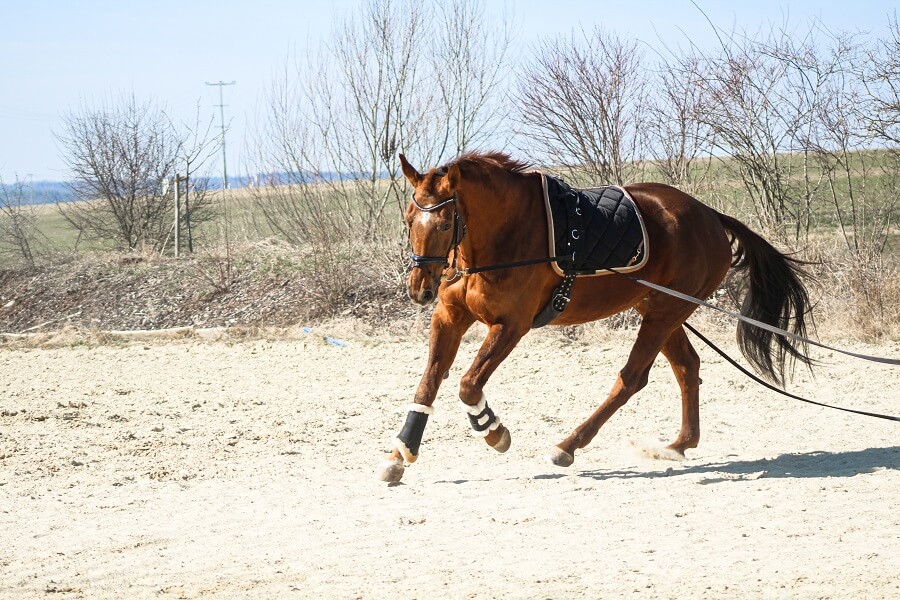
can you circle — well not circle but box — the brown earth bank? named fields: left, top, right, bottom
left=4, top=243, right=900, bottom=344
left=0, top=323, right=899, bottom=599
left=0, top=246, right=417, bottom=334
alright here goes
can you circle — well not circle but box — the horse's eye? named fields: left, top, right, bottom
left=438, top=222, right=452, bottom=232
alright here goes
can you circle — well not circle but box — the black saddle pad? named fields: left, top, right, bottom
left=543, top=175, right=648, bottom=276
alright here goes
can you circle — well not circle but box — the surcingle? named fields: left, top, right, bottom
left=542, top=175, right=648, bottom=277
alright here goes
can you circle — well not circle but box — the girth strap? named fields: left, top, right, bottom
left=531, top=274, right=576, bottom=329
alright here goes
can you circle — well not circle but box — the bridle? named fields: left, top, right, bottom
left=407, top=191, right=466, bottom=280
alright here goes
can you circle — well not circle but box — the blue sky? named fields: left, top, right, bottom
left=1, top=0, right=896, bottom=182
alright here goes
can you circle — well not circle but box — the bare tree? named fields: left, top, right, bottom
left=331, top=0, right=437, bottom=236
left=178, top=105, right=221, bottom=253
left=798, top=39, right=897, bottom=263
left=0, top=176, right=45, bottom=266
left=248, top=4, right=509, bottom=259
left=56, top=94, right=220, bottom=254
left=56, top=93, right=181, bottom=252
left=862, top=12, right=900, bottom=144
left=515, top=26, right=649, bottom=186
left=246, top=0, right=514, bottom=309
left=646, top=57, right=714, bottom=193
left=670, top=20, right=858, bottom=242
left=431, top=0, right=514, bottom=156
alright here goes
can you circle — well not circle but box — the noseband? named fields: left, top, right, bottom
left=408, top=191, right=466, bottom=277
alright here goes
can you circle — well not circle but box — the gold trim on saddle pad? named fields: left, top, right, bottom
left=540, top=173, right=650, bottom=278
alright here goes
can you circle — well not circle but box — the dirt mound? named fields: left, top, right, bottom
left=0, top=244, right=419, bottom=334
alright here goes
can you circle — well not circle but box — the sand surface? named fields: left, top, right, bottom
left=1, top=323, right=898, bottom=599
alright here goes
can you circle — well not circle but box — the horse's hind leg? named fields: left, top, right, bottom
left=548, top=306, right=692, bottom=467
left=659, top=326, right=701, bottom=455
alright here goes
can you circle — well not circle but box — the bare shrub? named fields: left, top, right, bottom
left=247, top=0, right=513, bottom=308
left=808, top=233, right=900, bottom=340
left=646, top=59, right=714, bottom=195
left=0, top=177, right=46, bottom=267
left=670, top=20, right=860, bottom=243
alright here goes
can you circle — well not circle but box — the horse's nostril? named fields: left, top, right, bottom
left=421, top=289, right=434, bottom=303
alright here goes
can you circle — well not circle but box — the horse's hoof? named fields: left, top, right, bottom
left=489, top=427, right=511, bottom=453
left=377, top=458, right=405, bottom=483
left=546, top=446, right=574, bottom=468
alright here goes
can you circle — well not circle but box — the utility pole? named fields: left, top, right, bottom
left=174, top=174, right=181, bottom=257
left=205, top=80, right=236, bottom=190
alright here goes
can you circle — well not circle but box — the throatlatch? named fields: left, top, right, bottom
left=463, top=395, right=501, bottom=437
left=394, top=404, right=433, bottom=463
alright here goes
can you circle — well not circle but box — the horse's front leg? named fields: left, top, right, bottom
left=458, top=321, right=528, bottom=453
left=377, top=303, right=474, bottom=483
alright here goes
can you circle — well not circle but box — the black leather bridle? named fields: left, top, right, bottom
left=407, top=191, right=466, bottom=276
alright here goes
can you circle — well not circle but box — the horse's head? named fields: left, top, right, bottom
left=400, top=153, right=462, bottom=305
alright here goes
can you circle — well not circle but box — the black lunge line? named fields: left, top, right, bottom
left=682, top=322, right=900, bottom=423
left=433, top=252, right=900, bottom=366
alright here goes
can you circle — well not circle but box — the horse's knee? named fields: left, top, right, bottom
left=458, top=376, right=481, bottom=405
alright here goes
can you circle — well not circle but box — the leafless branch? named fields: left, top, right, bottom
left=515, top=26, right=649, bottom=185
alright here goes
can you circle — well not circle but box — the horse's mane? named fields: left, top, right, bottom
left=443, top=151, right=532, bottom=176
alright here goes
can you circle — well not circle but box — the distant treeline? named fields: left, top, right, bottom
left=3, top=172, right=361, bottom=205
left=0, top=181, right=75, bottom=205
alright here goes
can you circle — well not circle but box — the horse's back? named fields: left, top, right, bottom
left=624, top=182, right=732, bottom=292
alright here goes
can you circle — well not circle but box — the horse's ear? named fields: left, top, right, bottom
left=446, top=164, right=461, bottom=191
left=398, top=153, right=421, bottom=186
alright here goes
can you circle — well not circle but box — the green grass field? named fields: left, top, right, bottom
left=7, top=149, right=899, bottom=266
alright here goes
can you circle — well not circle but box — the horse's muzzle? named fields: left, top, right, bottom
left=407, top=269, right=440, bottom=305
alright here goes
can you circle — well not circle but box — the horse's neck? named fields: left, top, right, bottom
left=458, top=176, right=544, bottom=265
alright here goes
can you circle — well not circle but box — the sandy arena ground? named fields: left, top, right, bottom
left=1, top=322, right=898, bottom=599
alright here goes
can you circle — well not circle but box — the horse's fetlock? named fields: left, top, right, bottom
left=462, top=393, right=503, bottom=440
left=394, top=404, right=433, bottom=463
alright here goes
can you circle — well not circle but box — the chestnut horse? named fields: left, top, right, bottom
left=377, top=151, right=811, bottom=483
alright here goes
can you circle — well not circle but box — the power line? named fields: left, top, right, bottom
left=204, top=80, right=236, bottom=190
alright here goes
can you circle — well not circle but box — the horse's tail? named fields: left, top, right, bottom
left=716, top=212, right=814, bottom=385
